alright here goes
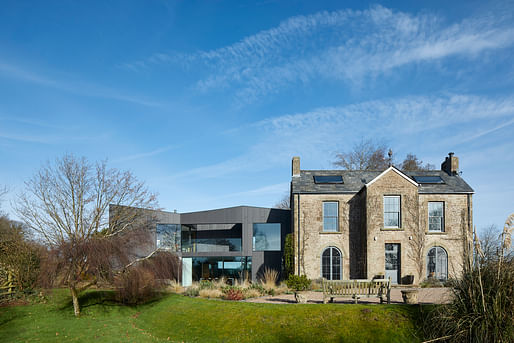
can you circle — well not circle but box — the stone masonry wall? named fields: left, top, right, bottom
left=292, top=193, right=365, bottom=280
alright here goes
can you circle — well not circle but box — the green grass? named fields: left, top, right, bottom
left=0, top=289, right=424, bottom=342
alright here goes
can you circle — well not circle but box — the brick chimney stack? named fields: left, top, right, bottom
left=292, top=156, right=300, bottom=177
left=441, top=152, right=459, bottom=175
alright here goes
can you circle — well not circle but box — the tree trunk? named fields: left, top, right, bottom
left=70, top=287, right=80, bottom=317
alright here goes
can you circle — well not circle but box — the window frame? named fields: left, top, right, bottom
left=321, top=246, right=342, bottom=280
left=428, top=201, right=445, bottom=232
left=322, top=201, right=339, bottom=232
left=383, top=195, right=401, bottom=229
left=426, top=246, right=448, bottom=281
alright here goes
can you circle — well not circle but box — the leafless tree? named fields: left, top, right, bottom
left=334, top=139, right=390, bottom=170
left=14, top=154, right=159, bottom=316
left=400, top=153, right=435, bottom=171
left=333, top=140, right=434, bottom=172
left=274, top=193, right=290, bottom=209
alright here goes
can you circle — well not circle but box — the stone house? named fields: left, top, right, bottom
left=290, top=153, right=474, bottom=284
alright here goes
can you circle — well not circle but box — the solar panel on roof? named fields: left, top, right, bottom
left=412, top=176, right=444, bottom=184
left=313, top=175, right=343, bottom=184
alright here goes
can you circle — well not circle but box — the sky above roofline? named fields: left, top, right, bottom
left=0, top=0, right=513, bottom=233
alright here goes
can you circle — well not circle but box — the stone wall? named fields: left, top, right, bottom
left=292, top=193, right=365, bottom=280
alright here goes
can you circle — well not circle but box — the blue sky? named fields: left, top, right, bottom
left=0, top=0, right=513, bottom=232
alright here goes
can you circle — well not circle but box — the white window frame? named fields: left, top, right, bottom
left=383, top=195, right=401, bottom=228
left=323, top=201, right=339, bottom=232
left=428, top=202, right=445, bottom=232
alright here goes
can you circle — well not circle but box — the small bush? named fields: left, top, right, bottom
left=114, top=267, right=156, bottom=304
left=249, top=283, right=267, bottom=295
left=261, top=267, right=278, bottom=290
left=166, top=280, right=184, bottom=294
left=199, top=288, right=223, bottom=299
left=223, top=287, right=244, bottom=301
left=286, top=274, right=311, bottom=292
left=419, top=277, right=444, bottom=288
left=183, top=286, right=199, bottom=297
left=244, top=288, right=262, bottom=299
left=199, top=280, right=215, bottom=290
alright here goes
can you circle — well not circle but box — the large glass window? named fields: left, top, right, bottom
left=384, top=196, right=401, bottom=228
left=156, top=224, right=181, bottom=252
left=253, top=223, right=281, bottom=251
left=428, top=202, right=444, bottom=232
left=427, top=247, right=448, bottom=281
left=191, top=256, right=251, bottom=282
left=321, top=247, right=342, bottom=280
left=323, top=202, right=338, bottom=232
left=181, top=224, right=242, bottom=253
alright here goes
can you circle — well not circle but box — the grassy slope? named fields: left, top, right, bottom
left=0, top=290, right=423, bottom=343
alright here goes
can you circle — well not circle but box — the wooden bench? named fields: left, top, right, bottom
left=322, top=278, right=391, bottom=304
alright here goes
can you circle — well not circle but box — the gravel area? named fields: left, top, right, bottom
left=245, top=287, right=452, bottom=304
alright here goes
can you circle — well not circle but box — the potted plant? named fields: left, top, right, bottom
left=286, top=274, right=311, bottom=303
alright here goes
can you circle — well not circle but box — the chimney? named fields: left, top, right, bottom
left=441, top=152, right=459, bottom=175
left=292, top=156, right=300, bottom=177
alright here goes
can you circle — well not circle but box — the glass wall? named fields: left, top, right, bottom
left=253, top=223, right=281, bottom=251
left=156, top=224, right=181, bottom=252
left=191, top=256, right=251, bottom=282
left=181, top=224, right=242, bottom=253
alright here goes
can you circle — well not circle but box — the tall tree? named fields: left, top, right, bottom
left=15, top=154, right=158, bottom=316
left=333, top=139, right=390, bottom=170
left=274, top=193, right=290, bottom=209
left=400, top=153, right=435, bottom=171
left=333, top=140, right=435, bottom=171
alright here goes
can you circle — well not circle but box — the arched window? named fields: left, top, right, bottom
left=321, top=247, right=342, bottom=280
left=427, top=247, right=448, bottom=281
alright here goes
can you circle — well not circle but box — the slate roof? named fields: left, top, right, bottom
left=292, top=168, right=474, bottom=194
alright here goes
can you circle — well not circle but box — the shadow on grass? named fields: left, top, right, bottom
left=57, top=289, right=166, bottom=314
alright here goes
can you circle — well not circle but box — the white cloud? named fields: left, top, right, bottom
left=166, top=93, right=514, bottom=180
left=0, top=60, right=162, bottom=107
left=113, top=145, right=177, bottom=163
left=123, top=5, right=514, bottom=104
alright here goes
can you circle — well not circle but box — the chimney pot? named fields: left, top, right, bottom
left=441, top=152, right=459, bottom=175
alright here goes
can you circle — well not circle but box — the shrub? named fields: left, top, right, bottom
left=183, top=286, right=199, bottom=297
left=249, top=283, right=267, bottom=295
left=423, top=214, right=514, bottom=342
left=114, top=267, right=156, bottom=304
left=199, top=280, right=215, bottom=290
left=419, top=277, right=444, bottom=288
left=244, top=288, right=262, bottom=299
left=260, top=267, right=278, bottom=291
left=165, top=280, right=184, bottom=294
left=199, top=288, right=223, bottom=299
left=222, top=286, right=244, bottom=301
left=286, top=274, right=311, bottom=292
left=283, top=234, right=294, bottom=278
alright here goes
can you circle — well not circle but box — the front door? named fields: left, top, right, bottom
left=385, top=243, right=401, bottom=284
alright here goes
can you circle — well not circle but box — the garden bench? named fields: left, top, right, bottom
left=322, top=278, right=391, bottom=304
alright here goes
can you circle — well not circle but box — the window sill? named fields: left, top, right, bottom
left=426, top=231, right=446, bottom=235
left=381, top=228, right=404, bottom=231
left=319, top=231, right=342, bottom=234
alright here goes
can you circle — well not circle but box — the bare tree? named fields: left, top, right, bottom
left=274, top=193, right=290, bottom=209
left=14, top=154, right=158, bottom=316
left=400, top=153, right=435, bottom=171
left=333, top=140, right=435, bottom=172
left=333, top=139, right=389, bottom=170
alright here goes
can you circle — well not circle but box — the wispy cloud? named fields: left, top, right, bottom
left=167, top=93, right=514, bottom=180
left=123, top=5, right=514, bottom=104
left=0, top=60, right=161, bottom=107
left=113, top=145, right=177, bottom=163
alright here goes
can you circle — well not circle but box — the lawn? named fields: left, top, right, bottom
left=0, top=289, right=424, bottom=342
